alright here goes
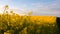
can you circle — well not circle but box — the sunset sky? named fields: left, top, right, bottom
left=0, top=0, right=60, bottom=17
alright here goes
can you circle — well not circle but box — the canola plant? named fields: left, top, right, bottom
left=0, top=5, right=59, bottom=34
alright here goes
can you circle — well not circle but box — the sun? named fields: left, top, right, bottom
left=0, top=8, right=4, bottom=14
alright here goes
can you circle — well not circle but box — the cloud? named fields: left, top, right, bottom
left=13, top=1, right=60, bottom=17
left=29, top=1, right=60, bottom=17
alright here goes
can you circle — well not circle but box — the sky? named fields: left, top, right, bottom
left=0, top=0, right=60, bottom=17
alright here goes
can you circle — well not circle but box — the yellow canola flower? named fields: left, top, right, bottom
left=29, top=16, right=56, bottom=24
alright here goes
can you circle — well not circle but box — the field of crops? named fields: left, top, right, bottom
left=0, top=13, right=59, bottom=34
